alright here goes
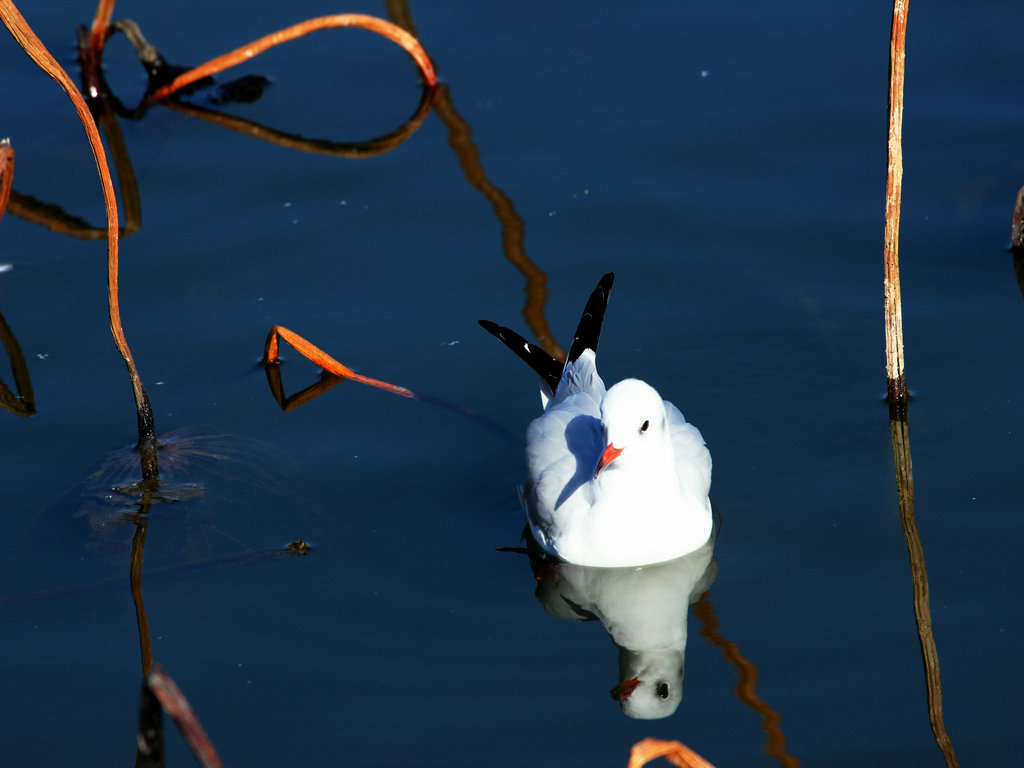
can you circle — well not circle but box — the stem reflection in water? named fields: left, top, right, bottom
left=888, top=407, right=959, bottom=768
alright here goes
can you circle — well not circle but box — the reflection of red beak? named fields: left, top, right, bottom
left=609, top=677, right=640, bottom=701
left=594, top=443, right=624, bottom=478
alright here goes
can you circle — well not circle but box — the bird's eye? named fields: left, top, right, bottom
left=639, top=420, right=650, bottom=434
left=656, top=682, right=670, bottom=700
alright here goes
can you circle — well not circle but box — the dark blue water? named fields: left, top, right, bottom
left=3, top=1, right=1022, bottom=765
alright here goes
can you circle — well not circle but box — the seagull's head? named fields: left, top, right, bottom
left=611, top=648, right=685, bottom=719
left=595, top=379, right=670, bottom=478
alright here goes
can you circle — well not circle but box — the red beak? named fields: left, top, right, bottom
left=594, top=443, right=624, bottom=478
left=609, top=677, right=640, bottom=701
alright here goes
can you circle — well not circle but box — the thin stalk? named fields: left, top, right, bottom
left=1, top=0, right=159, bottom=478
left=884, top=1, right=908, bottom=409
left=262, top=325, right=513, bottom=440
left=263, top=325, right=417, bottom=398
left=78, top=0, right=116, bottom=97
left=0, top=138, right=12, bottom=219
left=87, top=0, right=116, bottom=54
left=146, top=667, right=223, bottom=768
left=145, top=14, right=436, bottom=103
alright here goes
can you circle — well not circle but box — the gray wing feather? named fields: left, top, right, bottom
left=665, top=401, right=712, bottom=496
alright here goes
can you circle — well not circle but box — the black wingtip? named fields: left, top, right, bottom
left=478, top=319, right=562, bottom=395
left=566, top=272, right=615, bottom=364
left=479, top=273, right=615, bottom=395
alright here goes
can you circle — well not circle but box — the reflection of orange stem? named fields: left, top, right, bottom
left=0, top=307, right=35, bottom=417
left=130, top=520, right=154, bottom=674
left=162, top=83, right=434, bottom=159
left=0, top=145, right=38, bottom=419
left=5, top=191, right=106, bottom=239
left=264, top=365, right=345, bottom=413
left=430, top=85, right=564, bottom=360
left=693, top=594, right=799, bottom=768
left=0, top=139, right=12, bottom=221
left=889, top=413, right=959, bottom=768
left=383, top=7, right=565, bottom=367
left=1, top=98, right=142, bottom=239
left=263, top=325, right=415, bottom=399
left=627, top=738, right=715, bottom=768
left=91, top=90, right=143, bottom=235
left=147, top=14, right=436, bottom=103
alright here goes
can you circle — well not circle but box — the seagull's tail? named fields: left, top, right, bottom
left=478, top=272, right=615, bottom=396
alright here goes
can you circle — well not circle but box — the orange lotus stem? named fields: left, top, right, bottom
left=146, top=666, right=223, bottom=768
left=0, top=139, right=12, bottom=222
left=87, top=0, right=116, bottom=54
left=262, top=325, right=514, bottom=440
left=147, top=14, right=436, bottom=102
left=1, top=0, right=159, bottom=478
left=884, top=0, right=909, bottom=410
left=627, top=738, right=715, bottom=768
left=263, top=325, right=416, bottom=399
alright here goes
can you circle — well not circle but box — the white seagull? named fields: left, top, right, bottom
left=480, top=273, right=713, bottom=568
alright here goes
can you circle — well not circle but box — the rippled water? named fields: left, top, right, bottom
left=2, top=1, right=1022, bottom=766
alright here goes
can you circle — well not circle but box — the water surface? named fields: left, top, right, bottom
left=2, top=1, right=1022, bottom=766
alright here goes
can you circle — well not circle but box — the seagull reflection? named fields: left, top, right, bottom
left=526, top=539, right=716, bottom=719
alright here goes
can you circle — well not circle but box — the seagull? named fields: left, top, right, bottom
left=479, top=273, right=713, bottom=568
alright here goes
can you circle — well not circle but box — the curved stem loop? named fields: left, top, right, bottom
left=147, top=14, right=436, bottom=103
